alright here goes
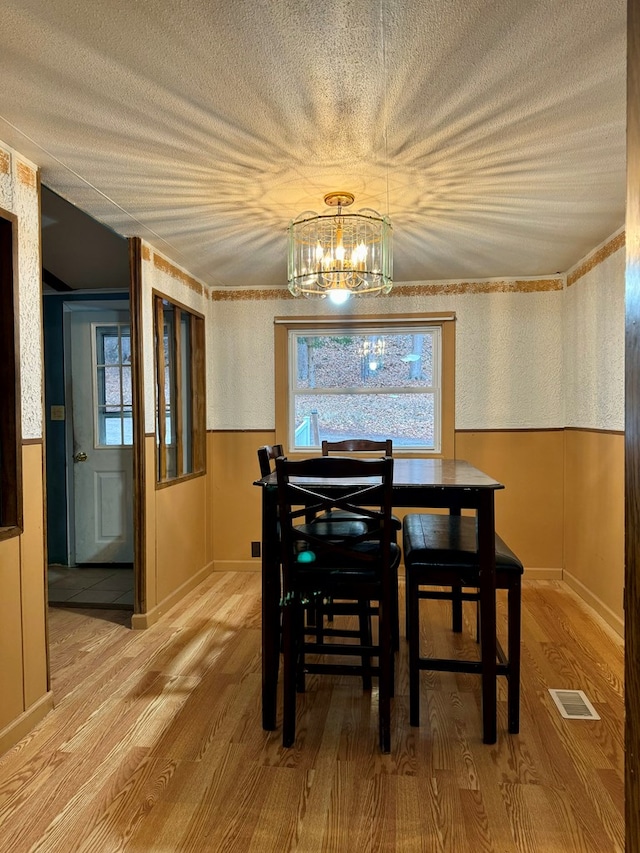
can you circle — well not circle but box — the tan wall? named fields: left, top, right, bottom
left=0, top=535, right=24, bottom=731
left=210, top=428, right=566, bottom=578
left=456, top=429, right=565, bottom=576
left=155, top=475, right=209, bottom=602
left=210, top=430, right=272, bottom=571
left=133, top=245, right=213, bottom=629
left=214, top=427, right=623, bottom=634
left=0, top=444, right=52, bottom=755
left=563, top=429, right=624, bottom=633
left=0, top=144, right=52, bottom=757
left=133, top=436, right=214, bottom=629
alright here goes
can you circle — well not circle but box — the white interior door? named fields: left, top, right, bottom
left=69, top=308, right=134, bottom=564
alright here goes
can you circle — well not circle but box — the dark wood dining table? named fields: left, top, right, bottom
left=254, top=457, right=505, bottom=744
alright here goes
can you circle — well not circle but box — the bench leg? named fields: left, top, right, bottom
left=358, top=599, right=373, bottom=691
left=409, top=573, right=421, bottom=726
left=451, top=582, right=463, bottom=632
left=507, top=579, right=522, bottom=733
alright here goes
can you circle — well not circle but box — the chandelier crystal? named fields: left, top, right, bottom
left=288, top=192, right=393, bottom=302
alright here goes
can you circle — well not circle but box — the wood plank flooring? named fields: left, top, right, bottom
left=0, top=575, right=624, bottom=852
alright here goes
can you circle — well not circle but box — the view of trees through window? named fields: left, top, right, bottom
left=290, top=328, right=440, bottom=449
left=95, top=324, right=132, bottom=446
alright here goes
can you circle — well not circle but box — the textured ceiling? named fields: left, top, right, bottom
left=0, top=0, right=628, bottom=290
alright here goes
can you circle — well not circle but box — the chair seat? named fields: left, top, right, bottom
left=403, top=514, right=523, bottom=575
left=294, top=542, right=401, bottom=582
left=317, top=509, right=403, bottom=531
left=298, top=519, right=370, bottom=539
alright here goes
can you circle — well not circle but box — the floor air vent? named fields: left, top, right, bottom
left=548, top=689, right=600, bottom=720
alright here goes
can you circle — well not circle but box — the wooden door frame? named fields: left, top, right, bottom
left=129, top=238, right=146, bottom=617
left=626, top=0, right=640, bottom=846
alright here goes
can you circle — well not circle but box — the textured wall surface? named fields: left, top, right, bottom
left=0, top=141, right=50, bottom=757
left=563, top=238, right=625, bottom=430
left=208, top=283, right=564, bottom=431
left=0, top=144, right=42, bottom=439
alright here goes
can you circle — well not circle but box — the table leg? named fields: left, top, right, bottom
left=262, top=485, right=280, bottom=730
left=478, top=490, right=497, bottom=744
left=449, top=506, right=463, bottom=631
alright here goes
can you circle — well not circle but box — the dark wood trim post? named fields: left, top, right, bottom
left=626, top=0, right=640, bottom=846
left=129, top=238, right=147, bottom=617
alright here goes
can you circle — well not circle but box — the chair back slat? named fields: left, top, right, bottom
left=276, top=455, right=394, bottom=588
left=321, top=439, right=393, bottom=456
left=257, top=443, right=284, bottom=477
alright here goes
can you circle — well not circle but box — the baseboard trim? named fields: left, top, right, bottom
left=563, top=569, right=624, bottom=637
left=212, top=560, right=260, bottom=573
left=0, top=691, right=54, bottom=757
left=132, top=561, right=215, bottom=629
left=523, top=567, right=563, bottom=580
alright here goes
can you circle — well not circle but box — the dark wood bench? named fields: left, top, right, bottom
left=403, top=512, right=523, bottom=736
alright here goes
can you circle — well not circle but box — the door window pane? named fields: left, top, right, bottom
left=94, top=324, right=133, bottom=447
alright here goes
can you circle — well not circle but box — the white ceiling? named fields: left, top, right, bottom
left=0, top=0, right=627, bottom=290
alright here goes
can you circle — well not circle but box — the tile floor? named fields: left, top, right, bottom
left=47, top=566, right=134, bottom=609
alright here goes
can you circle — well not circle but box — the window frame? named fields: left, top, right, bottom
left=0, top=211, right=23, bottom=540
left=153, top=293, right=206, bottom=486
left=275, top=312, right=455, bottom=458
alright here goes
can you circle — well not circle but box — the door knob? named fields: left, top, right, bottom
left=74, top=451, right=88, bottom=463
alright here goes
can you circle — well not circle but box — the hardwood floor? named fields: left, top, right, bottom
left=0, top=575, right=624, bottom=852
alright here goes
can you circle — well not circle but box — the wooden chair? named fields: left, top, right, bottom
left=321, top=438, right=393, bottom=456
left=276, top=455, right=400, bottom=752
left=257, top=444, right=284, bottom=477
left=320, top=439, right=401, bottom=648
left=320, top=440, right=402, bottom=534
left=257, top=443, right=369, bottom=646
left=403, top=512, right=523, bottom=738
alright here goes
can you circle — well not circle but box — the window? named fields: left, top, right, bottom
left=94, top=323, right=132, bottom=446
left=0, top=214, right=22, bottom=537
left=154, top=295, right=206, bottom=483
left=275, top=314, right=455, bottom=456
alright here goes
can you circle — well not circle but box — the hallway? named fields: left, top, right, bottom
left=47, top=566, right=134, bottom=609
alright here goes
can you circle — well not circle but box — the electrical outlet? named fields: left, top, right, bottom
left=251, top=541, right=261, bottom=558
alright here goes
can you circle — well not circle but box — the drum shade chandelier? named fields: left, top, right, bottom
left=287, top=191, right=393, bottom=304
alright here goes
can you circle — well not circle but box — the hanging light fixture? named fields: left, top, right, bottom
left=287, top=191, right=393, bottom=304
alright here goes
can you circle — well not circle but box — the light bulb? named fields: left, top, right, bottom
left=328, top=288, right=350, bottom=305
